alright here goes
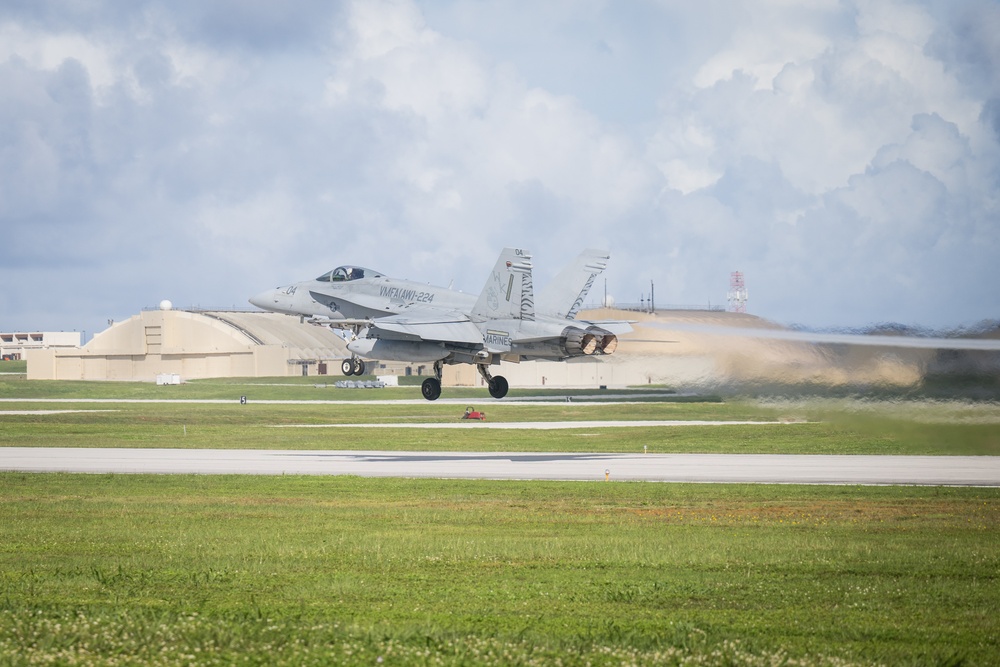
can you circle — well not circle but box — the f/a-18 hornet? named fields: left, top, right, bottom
left=249, top=248, right=630, bottom=400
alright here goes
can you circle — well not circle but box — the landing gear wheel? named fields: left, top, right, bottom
left=488, top=375, right=509, bottom=399
left=352, top=358, right=366, bottom=376
left=421, top=377, right=442, bottom=401
left=341, top=359, right=355, bottom=376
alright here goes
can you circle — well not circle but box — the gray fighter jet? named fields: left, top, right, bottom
left=250, top=248, right=630, bottom=400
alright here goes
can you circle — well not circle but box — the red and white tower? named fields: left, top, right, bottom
left=727, top=271, right=748, bottom=313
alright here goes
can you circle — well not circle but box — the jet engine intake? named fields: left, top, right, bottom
left=561, top=326, right=598, bottom=356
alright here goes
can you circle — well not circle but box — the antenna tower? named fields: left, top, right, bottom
left=727, top=271, right=748, bottom=313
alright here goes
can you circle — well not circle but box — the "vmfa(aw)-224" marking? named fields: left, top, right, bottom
left=379, top=286, right=436, bottom=303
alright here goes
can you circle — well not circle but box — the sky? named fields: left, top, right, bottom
left=1, top=0, right=998, bottom=340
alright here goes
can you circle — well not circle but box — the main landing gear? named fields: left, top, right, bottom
left=421, top=361, right=443, bottom=401
left=341, top=357, right=366, bottom=376
left=477, top=364, right=509, bottom=399
left=419, top=362, right=510, bottom=401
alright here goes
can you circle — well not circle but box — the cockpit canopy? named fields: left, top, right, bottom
left=315, top=266, right=383, bottom=282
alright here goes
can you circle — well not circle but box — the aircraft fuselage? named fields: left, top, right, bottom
left=249, top=265, right=476, bottom=321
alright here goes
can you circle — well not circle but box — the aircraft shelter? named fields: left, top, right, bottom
left=26, top=308, right=352, bottom=381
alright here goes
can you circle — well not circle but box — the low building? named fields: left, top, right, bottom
left=2, top=331, right=81, bottom=361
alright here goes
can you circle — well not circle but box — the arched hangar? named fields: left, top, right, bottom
left=27, top=308, right=351, bottom=381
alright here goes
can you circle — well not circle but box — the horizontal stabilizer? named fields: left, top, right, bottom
left=579, top=320, right=633, bottom=335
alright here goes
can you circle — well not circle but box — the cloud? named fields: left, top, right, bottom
left=320, top=0, right=660, bottom=279
left=632, top=1, right=999, bottom=326
left=0, top=0, right=997, bottom=338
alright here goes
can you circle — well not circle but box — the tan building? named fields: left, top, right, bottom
left=2, top=331, right=80, bottom=361
left=27, top=308, right=353, bottom=381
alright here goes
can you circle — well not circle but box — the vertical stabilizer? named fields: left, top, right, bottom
left=536, top=249, right=609, bottom=319
left=471, top=248, right=534, bottom=321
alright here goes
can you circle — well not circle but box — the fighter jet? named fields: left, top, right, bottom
left=250, top=263, right=479, bottom=378
left=250, top=248, right=630, bottom=400
left=344, top=248, right=630, bottom=400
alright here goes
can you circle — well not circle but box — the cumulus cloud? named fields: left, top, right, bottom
left=636, top=0, right=999, bottom=326
left=0, top=0, right=997, bottom=338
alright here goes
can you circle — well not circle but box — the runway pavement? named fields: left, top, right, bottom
left=2, top=447, right=999, bottom=485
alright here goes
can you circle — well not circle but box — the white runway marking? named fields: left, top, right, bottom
left=2, top=448, right=998, bottom=486
left=270, top=420, right=798, bottom=429
left=0, top=410, right=119, bottom=415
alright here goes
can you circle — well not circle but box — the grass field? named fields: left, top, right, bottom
left=0, top=360, right=26, bottom=374
left=2, top=377, right=1000, bottom=455
left=1, top=475, right=998, bottom=666
left=2, top=376, right=999, bottom=665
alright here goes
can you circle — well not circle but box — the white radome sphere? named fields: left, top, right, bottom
left=602, top=295, right=615, bottom=308
left=159, top=300, right=173, bottom=311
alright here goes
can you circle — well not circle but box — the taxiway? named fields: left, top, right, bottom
left=2, top=448, right=998, bottom=486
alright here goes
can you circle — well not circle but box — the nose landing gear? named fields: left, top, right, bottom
left=341, top=357, right=366, bottom=376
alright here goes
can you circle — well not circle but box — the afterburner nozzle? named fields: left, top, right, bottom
left=561, top=327, right=599, bottom=356
left=586, top=327, right=618, bottom=354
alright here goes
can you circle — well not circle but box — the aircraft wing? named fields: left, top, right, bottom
left=308, top=316, right=376, bottom=327
left=645, top=322, right=1000, bottom=351
left=368, top=309, right=484, bottom=345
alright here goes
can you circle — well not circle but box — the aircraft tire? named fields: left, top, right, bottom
left=488, top=376, right=509, bottom=399
left=341, top=359, right=355, bottom=376
left=421, top=377, right=442, bottom=401
left=353, top=358, right=366, bottom=376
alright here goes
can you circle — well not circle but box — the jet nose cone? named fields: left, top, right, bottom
left=249, top=289, right=277, bottom=310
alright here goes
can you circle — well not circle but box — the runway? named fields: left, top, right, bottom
left=2, top=448, right=999, bottom=485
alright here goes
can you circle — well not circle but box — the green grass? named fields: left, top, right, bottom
left=2, top=384, right=999, bottom=454
left=1, top=475, right=997, bottom=666
left=0, top=360, right=25, bottom=374
left=0, top=375, right=695, bottom=402
left=3, top=416, right=998, bottom=455
left=2, top=378, right=999, bottom=664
